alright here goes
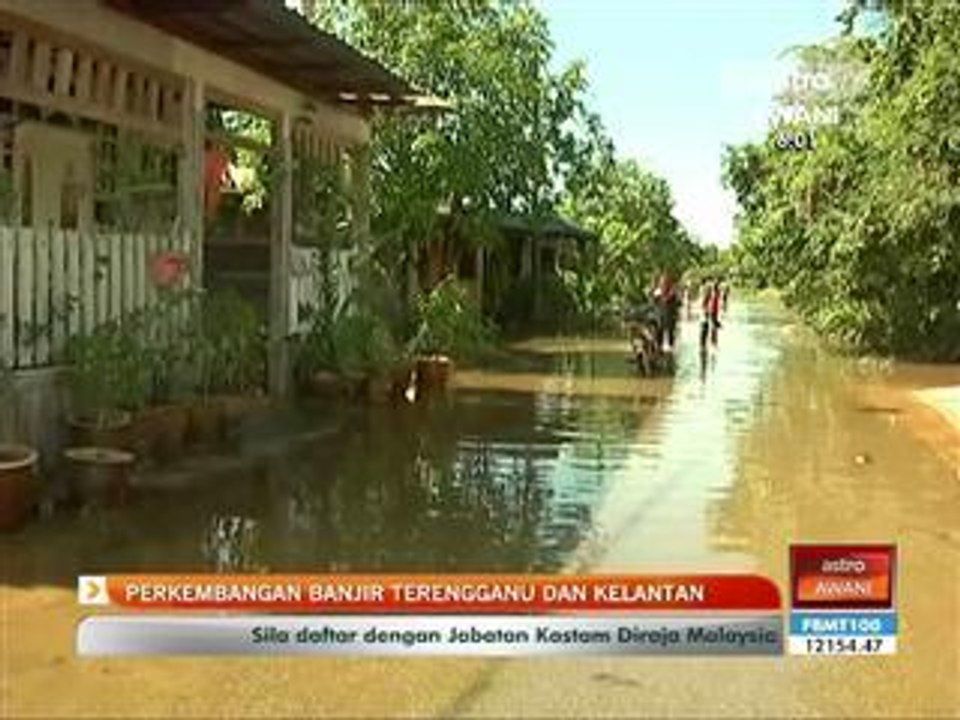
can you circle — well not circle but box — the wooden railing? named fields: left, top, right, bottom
left=0, top=14, right=185, bottom=141
left=0, top=226, right=190, bottom=369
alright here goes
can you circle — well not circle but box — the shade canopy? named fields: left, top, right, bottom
left=495, top=213, right=598, bottom=243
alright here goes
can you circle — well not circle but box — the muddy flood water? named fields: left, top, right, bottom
left=3, top=297, right=958, bottom=718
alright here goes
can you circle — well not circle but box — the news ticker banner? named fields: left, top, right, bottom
left=77, top=615, right=783, bottom=657
left=76, top=574, right=780, bottom=613
left=75, top=545, right=898, bottom=657
left=76, top=574, right=783, bottom=657
left=788, top=544, right=898, bottom=655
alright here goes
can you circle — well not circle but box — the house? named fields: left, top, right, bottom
left=0, top=0, right=421, bottom=449
left=486, top=213, right=597, bottom=327
left=416, top=209, right=596, bottom=328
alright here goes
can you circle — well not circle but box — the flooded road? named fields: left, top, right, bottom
left=3, top=297, right=959, bottom=718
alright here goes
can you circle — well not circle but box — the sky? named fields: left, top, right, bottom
left=537, top=0, right=846, bottom=247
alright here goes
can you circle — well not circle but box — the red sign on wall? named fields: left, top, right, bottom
left=149, top=251, right=189, bottom=289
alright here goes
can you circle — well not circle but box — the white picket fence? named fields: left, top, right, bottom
left=0, top=226, right=190, bottom=369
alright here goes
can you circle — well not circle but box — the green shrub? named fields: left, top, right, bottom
left=295, top=302, right=403, bottom=378
left=410, top=276, right=496, bottom=361
left=65, top=316, right=151, bottom=423
left=188, top=289, right=266, bottom=398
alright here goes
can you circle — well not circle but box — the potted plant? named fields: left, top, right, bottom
left=0, top=444, right=38, bottom=531
left=134, top=301, right=193, bottom=465
left=63, top=446, right=135, bottom=507
left=295, top=306, right=359, bottom=399
left=295, top=300, right=411, bottom=404
left=0, top=367, right=39, bottom=531
left=64, top=317, right=149, bottom=450
left=209, top=292, right=269, bottom=432
left=135, top=356, right=192, bottom=464
left=409, top=276, right=494, bottom=395
left=186, top=290, right=268, bottom=447
left=293, top=303, right=346, bottom=398
left=63, top=317, right=146, bottom=504
left=337, top=306, right=409, bottom=403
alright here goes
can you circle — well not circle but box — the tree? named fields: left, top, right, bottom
left=563, top=158, right=701, bottom=311
left=308, top=0, right=604, bottom=286
left=724, top=0, right=960, bottom=360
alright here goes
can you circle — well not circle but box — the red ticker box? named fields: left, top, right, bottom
left=791, top=544, right=896, bottom=609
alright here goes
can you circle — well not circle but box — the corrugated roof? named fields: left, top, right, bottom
left=104, top=0, right=420, bottom=106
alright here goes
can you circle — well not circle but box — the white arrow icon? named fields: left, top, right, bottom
left=77, top=576, right=108, bottom=605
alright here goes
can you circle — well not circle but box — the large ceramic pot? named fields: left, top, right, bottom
left=64, top=447, right=135, bottom=506
left=68, top=410, right=134, bottom=451
left=415, top=355, right=454, bottom=396
left=0, top=444, right=38, bottom=531
left=135, top=405, right=190, bottom=464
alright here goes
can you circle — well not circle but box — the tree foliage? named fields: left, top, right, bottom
left=306, top=0, right=704, bottom=329
left=308, top=0, right=604, bottom=259
left=724, top=0, right=960, bottom=360
left=563, top=158, right=703, bottom=314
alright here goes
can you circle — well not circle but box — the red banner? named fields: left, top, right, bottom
left=86, top=574, right=782, bottom=613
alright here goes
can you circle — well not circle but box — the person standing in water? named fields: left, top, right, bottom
left=702, top=279, right=722, bottom=348
left=653, top=272, right=681, bottom=352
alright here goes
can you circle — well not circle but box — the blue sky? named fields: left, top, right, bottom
left=538, top=0, right=845, bottom=246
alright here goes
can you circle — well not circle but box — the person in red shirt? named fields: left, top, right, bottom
left=204, top=142, right=231, bottom=221
left=702, top=279, right=723, bottom=348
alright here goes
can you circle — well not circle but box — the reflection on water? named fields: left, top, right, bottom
left=202, top=515, right=263, bottom=572
left=2, top=298, right=957, bottom=610
left=4, top=367, right=660, bottom=582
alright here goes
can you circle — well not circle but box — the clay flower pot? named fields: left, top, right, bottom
left=0, top=444, right=39, bottom=531
left=68, top=410, right=134, bottom=451
left=415, top=355, right=454, bottom=396
left=135, top=405, right=190, bottom=463
left=64, top=447, right=135, bottom=507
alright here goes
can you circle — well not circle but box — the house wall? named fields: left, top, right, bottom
left=0, top=0, right=379, bottom=452
left=0, top=0, right=370, bottom=145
